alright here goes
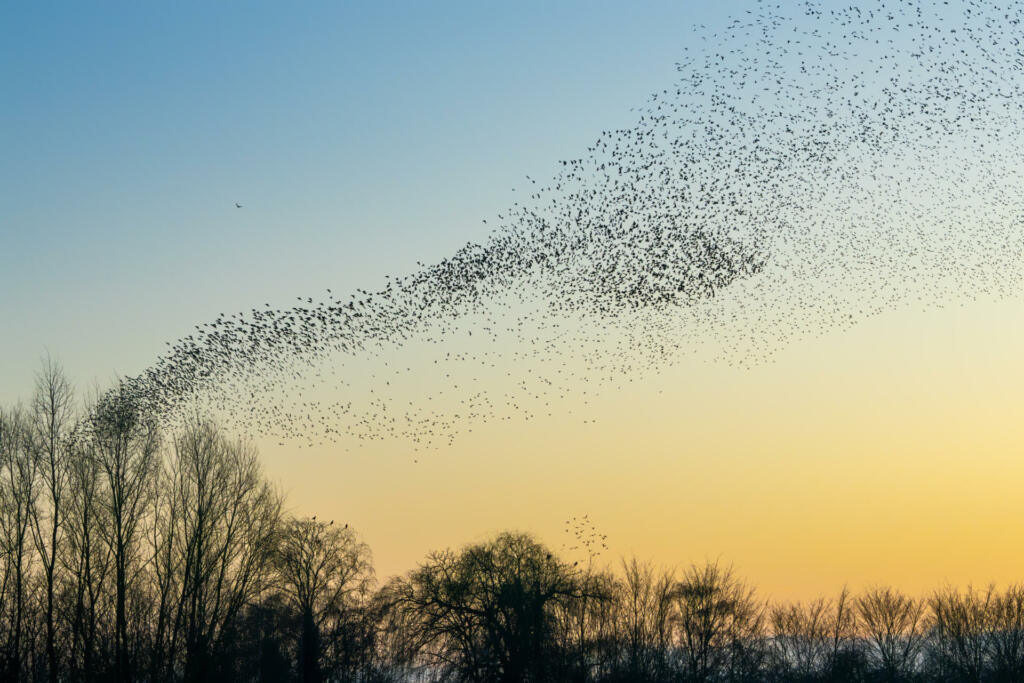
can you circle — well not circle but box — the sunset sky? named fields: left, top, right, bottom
left=3, top=1, right=1023, bottom=602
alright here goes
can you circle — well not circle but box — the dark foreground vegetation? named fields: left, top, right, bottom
left=2, top=361, right=1024, bottom=683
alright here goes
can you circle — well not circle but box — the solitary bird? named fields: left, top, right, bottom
left=235, top=202, right=243, bottom=208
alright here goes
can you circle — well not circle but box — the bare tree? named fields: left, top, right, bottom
left=856, top=586, right=926, bottom=682
left=0, top=406, right=38, bottom=683
left=611, top=558, right=675, bottom=681
left=398, top=532, right=585, bottom=683
left=169, top=420, right=281, bottom=682
left=274, top=516, right=373, bottom=683
left=671, top=561, right=765, bottom=683
left=770, top=597, right=833, bottom=678
left=926, top=584, right=993, bottom=682
left=826, top=586, right=863, bottom=679
left=27, top=356, right=74, bottom=683
left=553, top=566, right=617, bottom=680
left=987, top=584, right=1024, bottom=682
left=86, top=387, right=160, bottom=683
left=62, top=429, right=112, bottom=682
left=369, top=577, right=426, bottom=681
left=767, top=587, right=863, bottom=680
left=149, top=450, right=182, bottom=683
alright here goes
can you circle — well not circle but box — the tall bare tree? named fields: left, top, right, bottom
left=62, top=432, right=112, bottom=683
left=825, top=586, right=862, bottom=679
left=274, top=516, right=373, bottom=683
left=611, top=558, right=674, bottom=681
left=27, top=356, right=74, bottom=683
left=86, top=387, right=160, bottom=683
left=0, top=406, right=38, bottom=683
left=155, top=419, right=282, bottom=682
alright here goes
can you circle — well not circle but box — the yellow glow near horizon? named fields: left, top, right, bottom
left=250, top=293, right=1024, bottom=603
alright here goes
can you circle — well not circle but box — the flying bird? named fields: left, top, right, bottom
left=91, top=0, right=1024, bottom=455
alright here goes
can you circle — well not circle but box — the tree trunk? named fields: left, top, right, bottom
left=300, top=608, right=321, bottom=683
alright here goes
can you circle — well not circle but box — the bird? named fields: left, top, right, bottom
left=93, top=0, right=1024, bottom=462
left=235, top=202, right=243, bottom=208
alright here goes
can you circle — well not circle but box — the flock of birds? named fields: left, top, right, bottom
left=103, top=0, right=1024, bottom=453
left=563, top=515, right=610, bottom=562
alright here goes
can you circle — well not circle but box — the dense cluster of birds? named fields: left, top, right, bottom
left=106, top=0, right=1023, bottom=451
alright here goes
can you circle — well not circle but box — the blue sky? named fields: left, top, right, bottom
left=8, top=2, right=1024, bottom=594
left=1, top=0, right=744, bottom=402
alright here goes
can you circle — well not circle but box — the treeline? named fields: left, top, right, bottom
left=3, top=362, right=1024, bottom=683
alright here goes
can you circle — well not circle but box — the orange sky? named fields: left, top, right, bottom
left=5, top=0, right=1024, bottom=609
left=253, top=293, right=1024, bottom=603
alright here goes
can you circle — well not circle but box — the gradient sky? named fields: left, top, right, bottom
left=3, top=1, right=1024, bottom=602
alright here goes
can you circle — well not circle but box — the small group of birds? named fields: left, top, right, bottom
left=563, top=515, right=610, bottom=561
left=97, top=0, right=1023, bottom=455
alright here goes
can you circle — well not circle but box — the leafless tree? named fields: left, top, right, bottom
left=85, top=387, right=160, bottom=683
left=62, top=428, right=112, bottom=682
left=274, top=515, right=373, bottom=682
left=0, top=406, right=38, bottom=683
left=767, top=587, right=863, bottom=680
left=397, top=531, right=586, bottom=683
left=23, top=358, right=1024, bottom=683
left=986, top=584, right=1024, bottom=682
left=856, top=586, right=926, bottom=682
left=553, top=566, right=617, bottom=680
left=609, top=558, right=674, bottom=681
left=671, top=561, right=766, bottom=683
left=770, top=597, right=833, bottom=678
left=926, top=584, right=993, bottom=682
left=27, top=356, right=75, bottom=683
left=370, top=577, right=427, bottom=681
left=152, top=419, right=282, bottom=682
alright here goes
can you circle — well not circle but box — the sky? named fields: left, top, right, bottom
left=3, top=1, right=1024, bottom=601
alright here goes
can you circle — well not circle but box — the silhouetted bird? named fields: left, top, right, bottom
left=97, top=0, right=1024, bottom=460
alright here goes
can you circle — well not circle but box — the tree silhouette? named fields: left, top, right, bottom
left=28, top=356, right=75, bottom=683
left=5, top=360, right=1024, bottom=682
left=150, top=419, right=282, bottom=682
left=273, top=516, right=373, bottom=682
left=0, top=406, right=36, bottom=683
left=397, top=532, right=592, bottom=683
left=86, top=387, right=160, bottom=683
left=856, top=586, right=926, bottom=683
left=672, top=561, right=766, bottom=683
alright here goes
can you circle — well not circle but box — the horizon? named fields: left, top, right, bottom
left=3, top=0, right=1024, bottom=608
